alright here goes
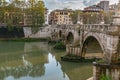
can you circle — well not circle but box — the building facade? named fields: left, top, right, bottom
left=83, top=0, right=110, bottom=24
left=83, top=5, right=103, bottom=24
left=97, top=1, right=109, bottom=12
left=49, top=9, right=73, bottom=25
left=84, top=0, right=109, bottom=13
left=109, top=4, right=117, bottom=15
left=84, top=5, right=103, bottom=12
left=113, top=0, right=120, bottom=24
left=44, top=8, right=48, bottom=25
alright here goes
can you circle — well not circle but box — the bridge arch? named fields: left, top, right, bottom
left=66, top=32, right=74, bottom=44
left=81, top=34, right=105, bottom=58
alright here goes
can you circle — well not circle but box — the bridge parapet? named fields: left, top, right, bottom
left=55, top=24, right=77, bottom=30
left=78, top=24, right=120, bottom=35
left=79, top=24, right=109, bottom=32
left=55, top=24, right=120, bottom=35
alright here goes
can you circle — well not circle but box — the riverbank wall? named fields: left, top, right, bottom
left=0, top=27, right=24, bottom=38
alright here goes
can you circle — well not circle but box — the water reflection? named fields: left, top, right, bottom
left=0, top=42, right=49, bottom=80
left=43, top=53, right=69, bottom=80
left=0, top=42, right=92, bottom=80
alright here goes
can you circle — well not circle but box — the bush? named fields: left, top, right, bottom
left=53, top=41, right=66, bottom=50
left=100, top=74, right=112, bottom=80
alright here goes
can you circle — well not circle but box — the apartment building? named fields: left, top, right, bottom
left=49, top=9, right=73, bottom=25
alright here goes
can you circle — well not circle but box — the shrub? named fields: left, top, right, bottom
left=100, top=74, right=112, bottom=80
left=53, top=41, right=66, bottom=50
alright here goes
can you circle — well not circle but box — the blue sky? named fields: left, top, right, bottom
left=43, top=0, right=119, bottom=10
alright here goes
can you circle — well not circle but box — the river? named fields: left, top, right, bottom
left=0, top=41, right=93, bottom=80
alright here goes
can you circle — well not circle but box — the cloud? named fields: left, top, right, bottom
left=44, top=0, right=87, bottom=10
left=44, top=0, right=119, bottom=10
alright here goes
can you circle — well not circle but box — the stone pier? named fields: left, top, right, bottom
left=93, top=62, right=120, bottom=80
left=66, top=44, right=81, bottom=56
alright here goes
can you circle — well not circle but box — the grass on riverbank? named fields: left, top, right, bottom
left=0, top=38, right=48, bottom=42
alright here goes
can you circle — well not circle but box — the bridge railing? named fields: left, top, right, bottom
left=54, top=24, right=120, bottom=35
left=79, top=24, right=110, bottom=32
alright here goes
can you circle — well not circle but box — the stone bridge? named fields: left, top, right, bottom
left=1, top=23, right=120, bottom=64
left=51, top=24, right=120, bottom=63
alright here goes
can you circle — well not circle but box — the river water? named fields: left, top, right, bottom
left=0, top=41, right=93, bottom=80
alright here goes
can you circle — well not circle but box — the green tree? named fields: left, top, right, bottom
left=104, top=12, right=113, bottom=24
left=82, top=11, right=113, bottom=24
left=27, top=0, right=45, bottom=27
left=70, top=10, right=82, bottom=24
left=0, top=0, right=45, bottom=27
left=100, top=74, right=112, bottom=80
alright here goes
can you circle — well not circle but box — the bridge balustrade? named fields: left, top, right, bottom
left=79, top=24, right=110, bottom=33
left=55, top=24, right=120, bottom=36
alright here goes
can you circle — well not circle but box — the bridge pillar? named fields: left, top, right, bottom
left=92, top=35, right=120, bottom=80
left=66, top=44, right=81, bottom=56
left=66, top=45, right=70, bottom=55
left=93, top=62, right=120, bottom=80
left=103, top=35, right=119, bottom=63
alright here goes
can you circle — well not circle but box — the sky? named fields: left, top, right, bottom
left=43, top=0, right=119, bottom=10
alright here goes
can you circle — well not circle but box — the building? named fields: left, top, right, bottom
left=3, top=12, right=24, bottom=25
left=49, top=9, right=73, bottom=25
left=84, top=0, right=109, bottom=13
left=44, top=8, right=48, bottom=25
left=84, top=5, right=103, bottom=12
left=113, top=0, right=120, bottom=24
left=109, top=4, right=117, bottom=15
left=83, top=0, right=110, bottom=24
left=97, top=1, right=109, bottom=12
left=83, top=5, right=103, bottom=24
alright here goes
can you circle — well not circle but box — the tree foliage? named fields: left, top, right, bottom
left=70, top=10, right=82, bottom=24
left=0, top=0, right=45, bottom=27
left=71, top=10, right=113, bottom=24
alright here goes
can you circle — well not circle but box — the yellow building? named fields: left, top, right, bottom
left=49, top=9, right=73, bottom=25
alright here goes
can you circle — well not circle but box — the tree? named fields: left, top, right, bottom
left=26, top=0, right=45, bottom=27
left=0, top=0, right=45, bottom=27
left=103, top=12, right=113, bottom=24
left=70, top=10, right=82, bottom=24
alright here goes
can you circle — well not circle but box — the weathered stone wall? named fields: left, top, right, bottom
left=23, top=26, right=52, bottom=38
left=23, top=27, right=32, bottom=38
